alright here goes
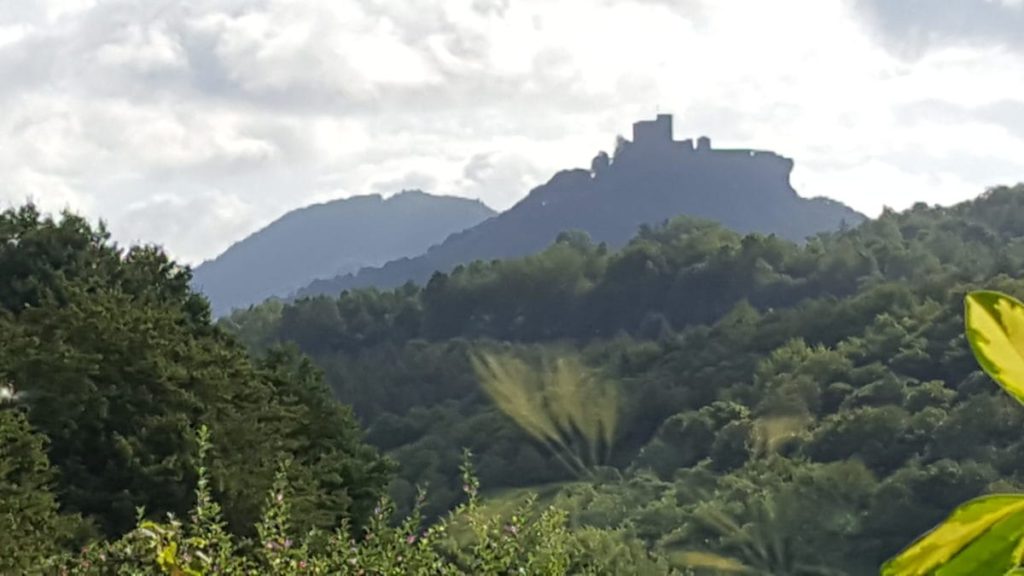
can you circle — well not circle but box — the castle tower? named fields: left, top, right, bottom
left=632, top=114, right=674, bottom=144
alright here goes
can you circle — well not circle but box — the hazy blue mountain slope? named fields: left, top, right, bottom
left=192, top=190, right=495, bottom=315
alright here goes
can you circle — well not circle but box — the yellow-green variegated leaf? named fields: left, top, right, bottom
left=882, top=494, right=1024, bottom=576
left=965, top=291, right=1024, bottom=404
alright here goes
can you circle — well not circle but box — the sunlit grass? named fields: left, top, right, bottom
left=751, top=414, right=809, bottom=458
left=471, top=351, right=619, bottom=478
left=668, top=498, right=844, bottom=576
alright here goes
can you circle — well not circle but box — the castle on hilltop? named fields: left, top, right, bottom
left=609, top=114, right=792, bottom=178
left=632, top=114, right=711, bottom=153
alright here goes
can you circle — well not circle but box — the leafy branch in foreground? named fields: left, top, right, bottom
left=883, top=290, right=1024, bottom=575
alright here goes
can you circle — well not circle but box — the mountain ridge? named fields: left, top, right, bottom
left=191, top=190, right=496, bottom=316
left=296, top=115, right=865, bottom=299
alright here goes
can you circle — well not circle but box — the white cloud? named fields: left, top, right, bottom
left=93, top=21, right=186, bottom=72
left=112, top=188, right=255, bottom=264
left=0, top=167, right=92, bottom=216
left=0, top=0, right=1021, bottom=265
left=457, top=152, right=548, bottom=210
left=0, top=23, right=31, bottom=47
left=794, top=159, right=982, bottom=215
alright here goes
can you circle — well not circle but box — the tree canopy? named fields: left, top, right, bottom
left=0, top=205, right=392, bottom=540
left=226, top=185, right=1024, bottom=573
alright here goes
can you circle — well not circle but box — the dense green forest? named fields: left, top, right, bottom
left=0, top=206, right=390, bottom=571
left=0, top=203, right=681, bottom=573
left=223, top=184, right=1024, bottom=573
left=7, top=185, right=1024, bottom=573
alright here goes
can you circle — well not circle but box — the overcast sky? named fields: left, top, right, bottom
left=2, top=0, right=1023, bottom=264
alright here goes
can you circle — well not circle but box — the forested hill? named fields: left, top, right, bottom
left=191, top=190, right=495, bottom=316
left=226, top=184, right=1024, bottom=574
left=229, top=185, right=1024, bottom=356
left=295, top=115, right=864, bottom=299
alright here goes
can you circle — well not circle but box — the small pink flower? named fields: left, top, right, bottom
left=406, top=534, right=417, bottom=545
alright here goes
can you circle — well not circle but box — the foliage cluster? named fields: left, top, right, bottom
left=0, top=203, right=676, bottom=574
left=881, top=290, right=1024, bottom=574
left=45, top=430, right=662, bottom=575
left=227, top=185, right=1024, bottom=573
left=0, top=206, right=390, bottom=565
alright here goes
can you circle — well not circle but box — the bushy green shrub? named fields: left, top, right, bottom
left=43, top=430, right=669, bottom=575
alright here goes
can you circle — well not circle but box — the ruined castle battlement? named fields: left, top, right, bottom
left=632, top=114, right=675, bottom=143
left=621, top=114, right=789, bottom=168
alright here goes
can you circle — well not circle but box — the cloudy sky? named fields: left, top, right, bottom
left=2, top=0, right=1023, bottom=264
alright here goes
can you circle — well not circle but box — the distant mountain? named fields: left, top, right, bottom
left=296, top=115, right=865, bottom=299
left=192, top=190, right=496, bottom=315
